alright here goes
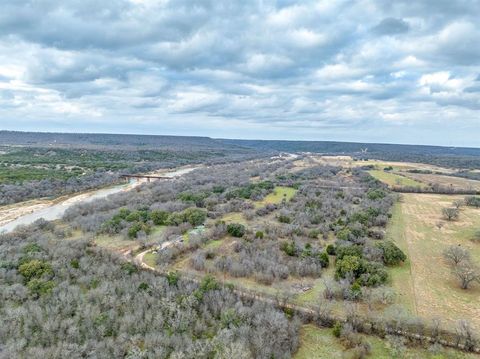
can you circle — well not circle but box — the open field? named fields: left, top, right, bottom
left=94, top=234, right=139, bottom=251
left=254, top=186, right=297, bottom=208
left=294, top=325, right=478, bottom=359
left=390, top=193, right=480, bottom=330
left=368, top=170, right=425, bottom=188
left=221, top=186, right=297, bottom=224
left=402, top=172, right=480, bottom=192
left=385, top=202, right=417, bottom=314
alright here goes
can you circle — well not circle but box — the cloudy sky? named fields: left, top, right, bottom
left=0, top=0, right=479, bottom=146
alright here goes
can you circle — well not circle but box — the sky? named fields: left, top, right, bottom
left=0, top=0, right=479, bottom=147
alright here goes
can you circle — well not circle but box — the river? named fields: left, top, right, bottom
left=0, top=166, right=198, bottom=233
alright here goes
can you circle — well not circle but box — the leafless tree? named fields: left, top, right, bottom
left=442, top=207, right=459, bottom=221
left=443, top=245, right=470, bottom=267
left=452, top=199, right=464, bottom=209
left=453, top=262, right=480, bottom=290
left=455, top=320, right=478, bottom=351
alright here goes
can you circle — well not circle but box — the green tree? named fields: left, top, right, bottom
left=150, top=210, right=169, bottom=225
left=376, top=241, right=406, bottom=266
left=184, top=208, right=207, bottom=226
left=227, top=223, right=246, bottom=238
left=18, top=259, right=53, bottom=282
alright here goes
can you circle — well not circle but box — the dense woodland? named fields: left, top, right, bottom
left=0, top=224, right=299, bottom=358
left=0, top=132, right=262, bottom=205
left=64, top=158, right=404, bottom=308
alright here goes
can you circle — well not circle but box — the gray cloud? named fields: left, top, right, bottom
left=373, top=18, right=410, bottom=35
left=0, top=0, right=479, bottom=146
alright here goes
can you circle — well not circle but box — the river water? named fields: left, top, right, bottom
left=0, top=166, right=198, bottom=233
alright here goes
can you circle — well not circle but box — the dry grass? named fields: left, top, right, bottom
left=386, top=202, right=417, bottom=315
left=392, top=193, right=480, bottom=331
left=294, top=325, right=477, bottom=359
left=94, top=234, right=138, bottom=252
left=254, top=186, right=297, bottom=208
left=403, top=173, right=480, bottom=191
left=368, top=170, right=425, bottom=188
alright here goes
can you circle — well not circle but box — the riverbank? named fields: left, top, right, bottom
left=0, top=165, right=199, bottom=233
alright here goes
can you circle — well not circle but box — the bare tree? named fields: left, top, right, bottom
left=442, top=207, right=459, bottom=221
left=443, top=245, right=470, bottom=267
left=452, top=199, right=464, bottom=209
left=453, top=262, right=480, bottom=290
left=455, top=320, right=478, bottom=351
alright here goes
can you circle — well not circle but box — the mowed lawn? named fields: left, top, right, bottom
left=368, top=170, right=425, bottom=188
left=294, top=325, right=477, bottom=359
left=390, top=193, right=480, bottom=331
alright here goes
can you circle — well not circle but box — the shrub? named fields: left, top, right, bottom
left=166, top=271, right=180, bottom=286
left=367, top=189, right=386, bottom=200
left=333, top=321, right=342, bottom=338
left=184, top=208, right=207, bottom=226
left=442, top=207, right=459, bottom=221
left=349, top=282, right=362, bottom=300
left=326, top=244, right=336, bottom=255
left=125, top=211, right=141, bottom=222
left=121, top=262, right=138, bottom=275
left=335, top=255, right=364, bottom=279
left=18, top=259, right=53, bottom=282
left=277, top=214, right=292, bottom=224
left=22, top=243, right=42, bottom=254
left=375, top=241, right=406, bottom=266
left=280, top=241, right=297, bottom=257
left=138, top=282, right=149, bottom=291
left=166, top=212, right=185, bottom=226
left=27, top=279, right=55, bottom=297
left=199, top=275, right=220, bottom=292
left=212, top=185, right=225, bottom=193
left=127, top=222, right=151, bottom=239
left=335, top=255, right=388, bottom=286
left=227, top=223, right=246, bottom=238
left=150, top=210, right=169, bottom=225
left=465, top=196, right=480, bottom=208
left=255, top=231, right=264, bottom=239
left=337, top=228, right=352, bottom=241
left=317, top=252, right=330, bottom=268
left=336, top=245, right=362, bottom=260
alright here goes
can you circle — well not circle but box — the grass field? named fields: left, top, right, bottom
left=391, top=193, right=480, bottom=331
left=94, top=234, right=136, bottom=251
left=221, top=186, right=297, bottom=224
left=386, top=202, right=417, bottom=314
left=254, top=186, right=297, bottom=208
left=294, top=325, right=477, bottom=359
left=368, top=170, right=425, bottom=188
left=143, top=252, right=157, bottom=268
left=403, top=172, right=480, bottom=191
left=221, top=211, right=247, bottom=224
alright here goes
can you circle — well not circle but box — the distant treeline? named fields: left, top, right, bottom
left=0, top=130, right=252, bottom=151
left=0, top=133, right=266, bottom=205
left=220, top=139, right=480, bottom=169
